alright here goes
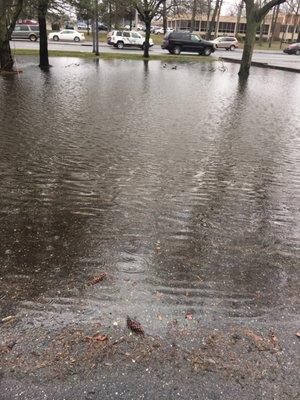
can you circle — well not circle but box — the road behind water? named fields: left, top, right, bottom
left=11, top=39, right=300, bottom=70
left=0, top=58, right=299, bottom=399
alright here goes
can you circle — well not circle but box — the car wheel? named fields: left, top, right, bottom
left=203, top=47, right=212, bottom=56
left=29, top=34, right=37, bottom=42
left=74, top=36, right=80, bottom=42
left=226, top=47, right=230, bottom=51
left=169, top=50, right=174, bottom=54
left=173, top=46, right=181, bottom=55
left=230, top=45, right=235, bottom=51
left=53, top=35, right=59, bottom=41
left=296, top=49, right=300, bottom=55
left=117, top=41, right=124, bottom=49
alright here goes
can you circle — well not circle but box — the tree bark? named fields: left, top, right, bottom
left=38, top=1, right=50, bottom=69
left=190, top=0, right=197, bottom=33
left=239, top=0, right=286, bottom=78
left=214, top=0, right=223, bottom=38
left=0, top=39, right=14, bottom=71
left=268, top=4, right=279, bottom=47
left=205, top=0, right=212, bottom=40
left=238, top=18, right=258, bottom=77
left=163, top=0, right=167, bottom=34
left=234, top=1, right=243, bottom=36
left=291, top=0, right=300, bottom=41
left=143, top=19, right=151, bottom=58
left=207, top=0, right=220, bottom=40
left=258, top=17, right=265, bottom=45
left=0, top=0, right=23, bottom=72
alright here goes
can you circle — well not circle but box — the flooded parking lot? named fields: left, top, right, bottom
left=0, top=58, right=299, bottom=331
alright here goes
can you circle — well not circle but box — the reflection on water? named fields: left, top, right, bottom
left=0, top=58, right=299, bottom=329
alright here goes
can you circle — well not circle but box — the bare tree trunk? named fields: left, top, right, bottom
left=0, top=40, right=14, bottom=71
left=163, top=0, right=167, bottom=33
left=280, top=22, right=289, bottom=48
left=205, top=0, right=212, bottom=40
left=143, top=19, right=151, bottom=58
left=291, top=3, right=300, bottom=42
left=258, top=18, right=265, bottom=45
left=190, top=0, right=197, bottom=33
left=238, top=18, right=258, bottom=78
left=234, top=1, right=243, bottom=36
left=92, top=17, right=96, bottom=52
left=268, top=4, right=279, bottom=48
left=214, top=0, right=223, bottom=38
left=129, top=7, right=133, bottom=30
left=239, top=0, right=286, bottom=78
left=38, top=0, right=50, bottom=69
left=207, top=0, right=220, bottom=40
left=108, top=1, right=112, bottom=31
left=0, top=0, right=23, bottom=72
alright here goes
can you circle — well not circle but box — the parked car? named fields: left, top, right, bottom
left=48, top=30, right=85, bottom=42
left=283, top=42, right=300, bottom=55
left=11, top=24, right=39, bottom=42
left=154, top=27, right=173, bottom=35
left=162, top=32, right=215, bottom=56
left=108, top=30, right=154, bottom=49
left=77, top=22, right=88, bottom=30
left=98, top=23, right=108, bottom=31
left=210, top=36, right=239, bottom=50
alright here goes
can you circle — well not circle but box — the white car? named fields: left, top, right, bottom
left=154, top=27, right=173, bottom=35
left=108, top=30, right=154, bottom=49
left=48, top=29, right=85, bottom=42
left=210, top=37, right=239, bottom=50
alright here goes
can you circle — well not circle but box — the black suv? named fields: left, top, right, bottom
left=162, top=32, right=215, bottom=56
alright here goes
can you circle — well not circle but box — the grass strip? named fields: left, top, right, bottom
left=13, top=49, right=216, bottom=63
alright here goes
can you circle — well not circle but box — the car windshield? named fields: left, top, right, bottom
left=191, top=35, right=201, bottom=42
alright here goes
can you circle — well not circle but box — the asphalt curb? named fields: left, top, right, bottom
left=219, top=57, right=300, bottom=73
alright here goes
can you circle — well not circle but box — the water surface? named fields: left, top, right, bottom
left=0, top=58, right=299, bottom=331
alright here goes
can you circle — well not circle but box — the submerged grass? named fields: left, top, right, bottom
left=13, top=49, right=216, bottom=63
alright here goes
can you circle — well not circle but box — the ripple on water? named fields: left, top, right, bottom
left=0, top=59, right=299, bottom=327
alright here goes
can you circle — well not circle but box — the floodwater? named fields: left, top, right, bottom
left=0, top=58, right=299, bottom=332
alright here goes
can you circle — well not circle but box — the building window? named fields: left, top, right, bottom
left=238, top=23, right=246, bottom=33
left=200, top=21, right=207, bottom=31
left=280, top=24, right=286, bottom=32
left=218, top=22, right=235, bottom=33
left=179, top=20, right=190, bottom=30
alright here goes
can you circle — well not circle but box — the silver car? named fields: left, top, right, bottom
left=11, top=24, right=39, bottom=42
left=211, top=36, right=239, bottom=51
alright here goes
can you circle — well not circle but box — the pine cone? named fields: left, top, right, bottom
left=126, top=316, right=144, bottom=335
left=89, top=272, right=107, bottom=285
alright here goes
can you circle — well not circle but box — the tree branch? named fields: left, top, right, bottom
left=257, top=0, right=286, bottom=19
